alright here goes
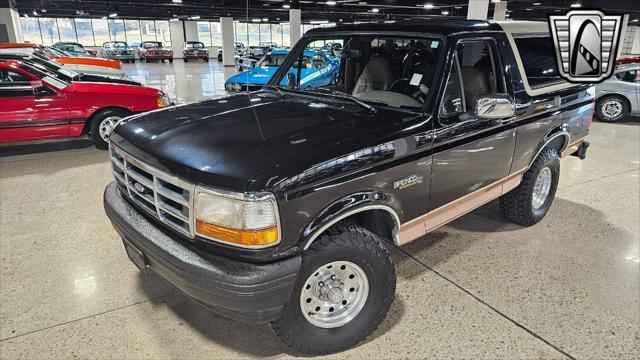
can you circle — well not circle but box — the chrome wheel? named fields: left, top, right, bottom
left=602, top=99, right=623, bottom=119
left=98, top=116, right=122, bottom=142
left=532, top=166, right=552, bottom=210
left=300, top=260, right=369, bottom=329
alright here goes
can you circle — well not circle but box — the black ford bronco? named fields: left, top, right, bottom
left=104, top=20, right=592, bottom=354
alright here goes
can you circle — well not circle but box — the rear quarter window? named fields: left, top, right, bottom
left=513, top=36, right=563, bottom=88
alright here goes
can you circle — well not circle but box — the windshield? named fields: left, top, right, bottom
left=186, top=42, right=204, bottom=48
left=58, top=43, right=86, bottom=53
left=258, top=53, right=288, bottom=67
left=44, top=46, right=68, bottom=57
left=18, top=62, right=70, bottom=87
left=143, top=42, right=162, bottom=48
left=271, top=35, right=443, bottom=110
left=105, top=42, right=127, bottom=48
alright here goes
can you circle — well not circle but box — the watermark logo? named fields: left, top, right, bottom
left=549, top=10, right=622, bottom=83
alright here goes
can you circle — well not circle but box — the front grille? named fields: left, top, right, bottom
left=109, top=145, right=195, bottom=238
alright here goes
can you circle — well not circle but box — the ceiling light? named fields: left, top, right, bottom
left=32, top=10, right=38, bottom=16
left=454, top=6, right=463, bottom=9
left=491, top=0, right=500, bottom=2
left=526, top=8, right=532, bottom=11
left=262, top=17, right=268, bottom=21
left=283, top=4, right=290, bottom=8
left=40, top=8, right=47, bottom=13
left=102, top=16, right=107, bottom=19
left=326, top=0, right=337, bottom=5
left=169, top=18, right=179, bottom=22
left=172, top=0, right=182, bottom=3
left=631, top=19, right=639, bottom=22
left=24, top=14, right=29, bottom=18
left=424, top=3, right=434, bottom=9
left=339, top=18, right=343, bottom=22
left=109, top=12, right=117, bottom=17
left=371, top=8, right=379, bottom=13
left=252, top=18, right=261, bottom=22
left=570, top=2, right=581, bottom=7
left=188, top=15, right=200, bottom=20
left=505, top=13, right=510, bottom=17
left=310, top=20, right=329, bottom=24
left=441, top=10, right=449, bottom=15
left=533, top=2, right=542, bottom=5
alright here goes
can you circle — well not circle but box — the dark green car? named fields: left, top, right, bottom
left=101, top=41, right=136, bottom=63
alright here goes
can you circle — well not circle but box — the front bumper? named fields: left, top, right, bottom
left=103, top=182, right=301, bottom=323
left=143, top=54, right=173, bottom=60
left=184, top=53, right=209, bottom=59
left=104, top=54, right=135, bottom=60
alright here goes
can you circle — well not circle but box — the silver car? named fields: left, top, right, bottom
left=595, top=64, right=640, bottom=122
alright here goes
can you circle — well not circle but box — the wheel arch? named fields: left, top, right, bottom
left=300, top=192, right=401, bottom=251
left=528, top=126, right=570, bottom=169
left=82, top=106, right=134, bottom=135
left=596, top=92, right=632, bottom=108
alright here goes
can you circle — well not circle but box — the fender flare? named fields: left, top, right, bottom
left=301, top=191, right=401, bottom=250
left=527, top=125, right=570, bottom=169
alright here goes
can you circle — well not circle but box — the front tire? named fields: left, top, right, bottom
left=271, top=223, right=395, bottom=355
left=89, top=108, right=131, bottom=149
left=596, top=95, right=628, bottom=122
left=499, top=148, right=560, bottom=226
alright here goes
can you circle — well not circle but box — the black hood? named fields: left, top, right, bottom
left=111, top=90, right=419, bottom=192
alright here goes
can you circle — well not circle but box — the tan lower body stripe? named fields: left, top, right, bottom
left=397, top=168, right=526, bottom=246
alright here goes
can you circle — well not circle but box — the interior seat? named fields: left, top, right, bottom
left=460, top=66, right=489, bottom=108
left=351, top=56, right=393, bottom=96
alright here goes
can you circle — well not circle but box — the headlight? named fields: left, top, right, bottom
left=157, top=92, right=171, bottom=108
left=194, top=188, right=280, bottom=248
left=233, top=83, right=242, bottom=92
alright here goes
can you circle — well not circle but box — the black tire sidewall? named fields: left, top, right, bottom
left=529, top=152, right=560, bottom=221
left=90, top=109, right=130, bottom=149
left=596, top=96, right=628, bottom=122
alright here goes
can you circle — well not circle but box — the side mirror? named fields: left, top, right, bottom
left=474, top=94, right=515, bottom=119
left=286, top=73, right=296, bottom=89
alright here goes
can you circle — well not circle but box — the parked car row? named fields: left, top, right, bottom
left=0, top=52, right=172, bottom=148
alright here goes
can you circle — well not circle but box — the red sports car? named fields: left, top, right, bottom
left=137, top=41, right=173, bottom=63
left=0, top=59, right=172, bottom=149
left=615, top=56, right=640, bottom=65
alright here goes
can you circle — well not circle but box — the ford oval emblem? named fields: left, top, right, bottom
left=133, top=182, right=145, bottom=193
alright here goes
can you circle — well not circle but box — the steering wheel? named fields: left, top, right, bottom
left=389, top=78, right=409, bottom=92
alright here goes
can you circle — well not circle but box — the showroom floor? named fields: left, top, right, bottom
left=0, top=62, right=638, bottom=359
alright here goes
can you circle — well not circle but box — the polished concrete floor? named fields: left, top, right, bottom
left=0, top=62, right=639, bottom=359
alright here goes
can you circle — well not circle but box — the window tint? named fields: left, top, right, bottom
left=0, top=69, right=33, bottom=97
left=456, top=40, right=503, bottom=107
left=615, top=70, right=638, bottom=83
left=513, top=36, right=562, bottom=88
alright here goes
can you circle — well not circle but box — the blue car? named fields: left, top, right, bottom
left=225, top=49, right=339, bottom=92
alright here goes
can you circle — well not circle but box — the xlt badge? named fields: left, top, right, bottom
left=394, top=175, right=422, bottom=190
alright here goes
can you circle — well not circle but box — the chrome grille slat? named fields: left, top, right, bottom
left=109, top=145, right=195, bottom=238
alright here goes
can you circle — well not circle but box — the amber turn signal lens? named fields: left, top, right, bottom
left=196, top=220, right=279, bottom=246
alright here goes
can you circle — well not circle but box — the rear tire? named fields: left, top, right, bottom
left=499, top=148, right=560, bottom=226
left=270, top=223, right=396, bottom=355
left=596, top=95, right=628, bottom=122
left=89, top=108, right=131, bottom=150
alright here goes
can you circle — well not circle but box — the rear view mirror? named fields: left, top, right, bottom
left=474, top=94, right=515, bottom=119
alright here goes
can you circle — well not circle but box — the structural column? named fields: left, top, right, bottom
left=467, top=0, right=490, bottom=21
left=492, top=1, right=507, bottom=21
left=289, top=8, right=301, bottom=46
left=617, top=14, right=630, bottom=58
left=0, top=3, right=23, bottom=43
left=220, top=16, right=235, bottom=66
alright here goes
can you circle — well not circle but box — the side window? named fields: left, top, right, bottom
left=440, top=39, right=505, bottom=119
left=0, top=69, right=34, bottom=97
left=456, top=40, right=504, bottom=108
left=513, top=36, right=562, bottom=88
left=615, top=70, right=638, bottom=83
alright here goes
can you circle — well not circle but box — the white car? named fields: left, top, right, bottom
left=595, top=64, right=640, bottom=122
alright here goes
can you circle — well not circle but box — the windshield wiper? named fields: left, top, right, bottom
left=305, top=88, right=378, bottom=114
